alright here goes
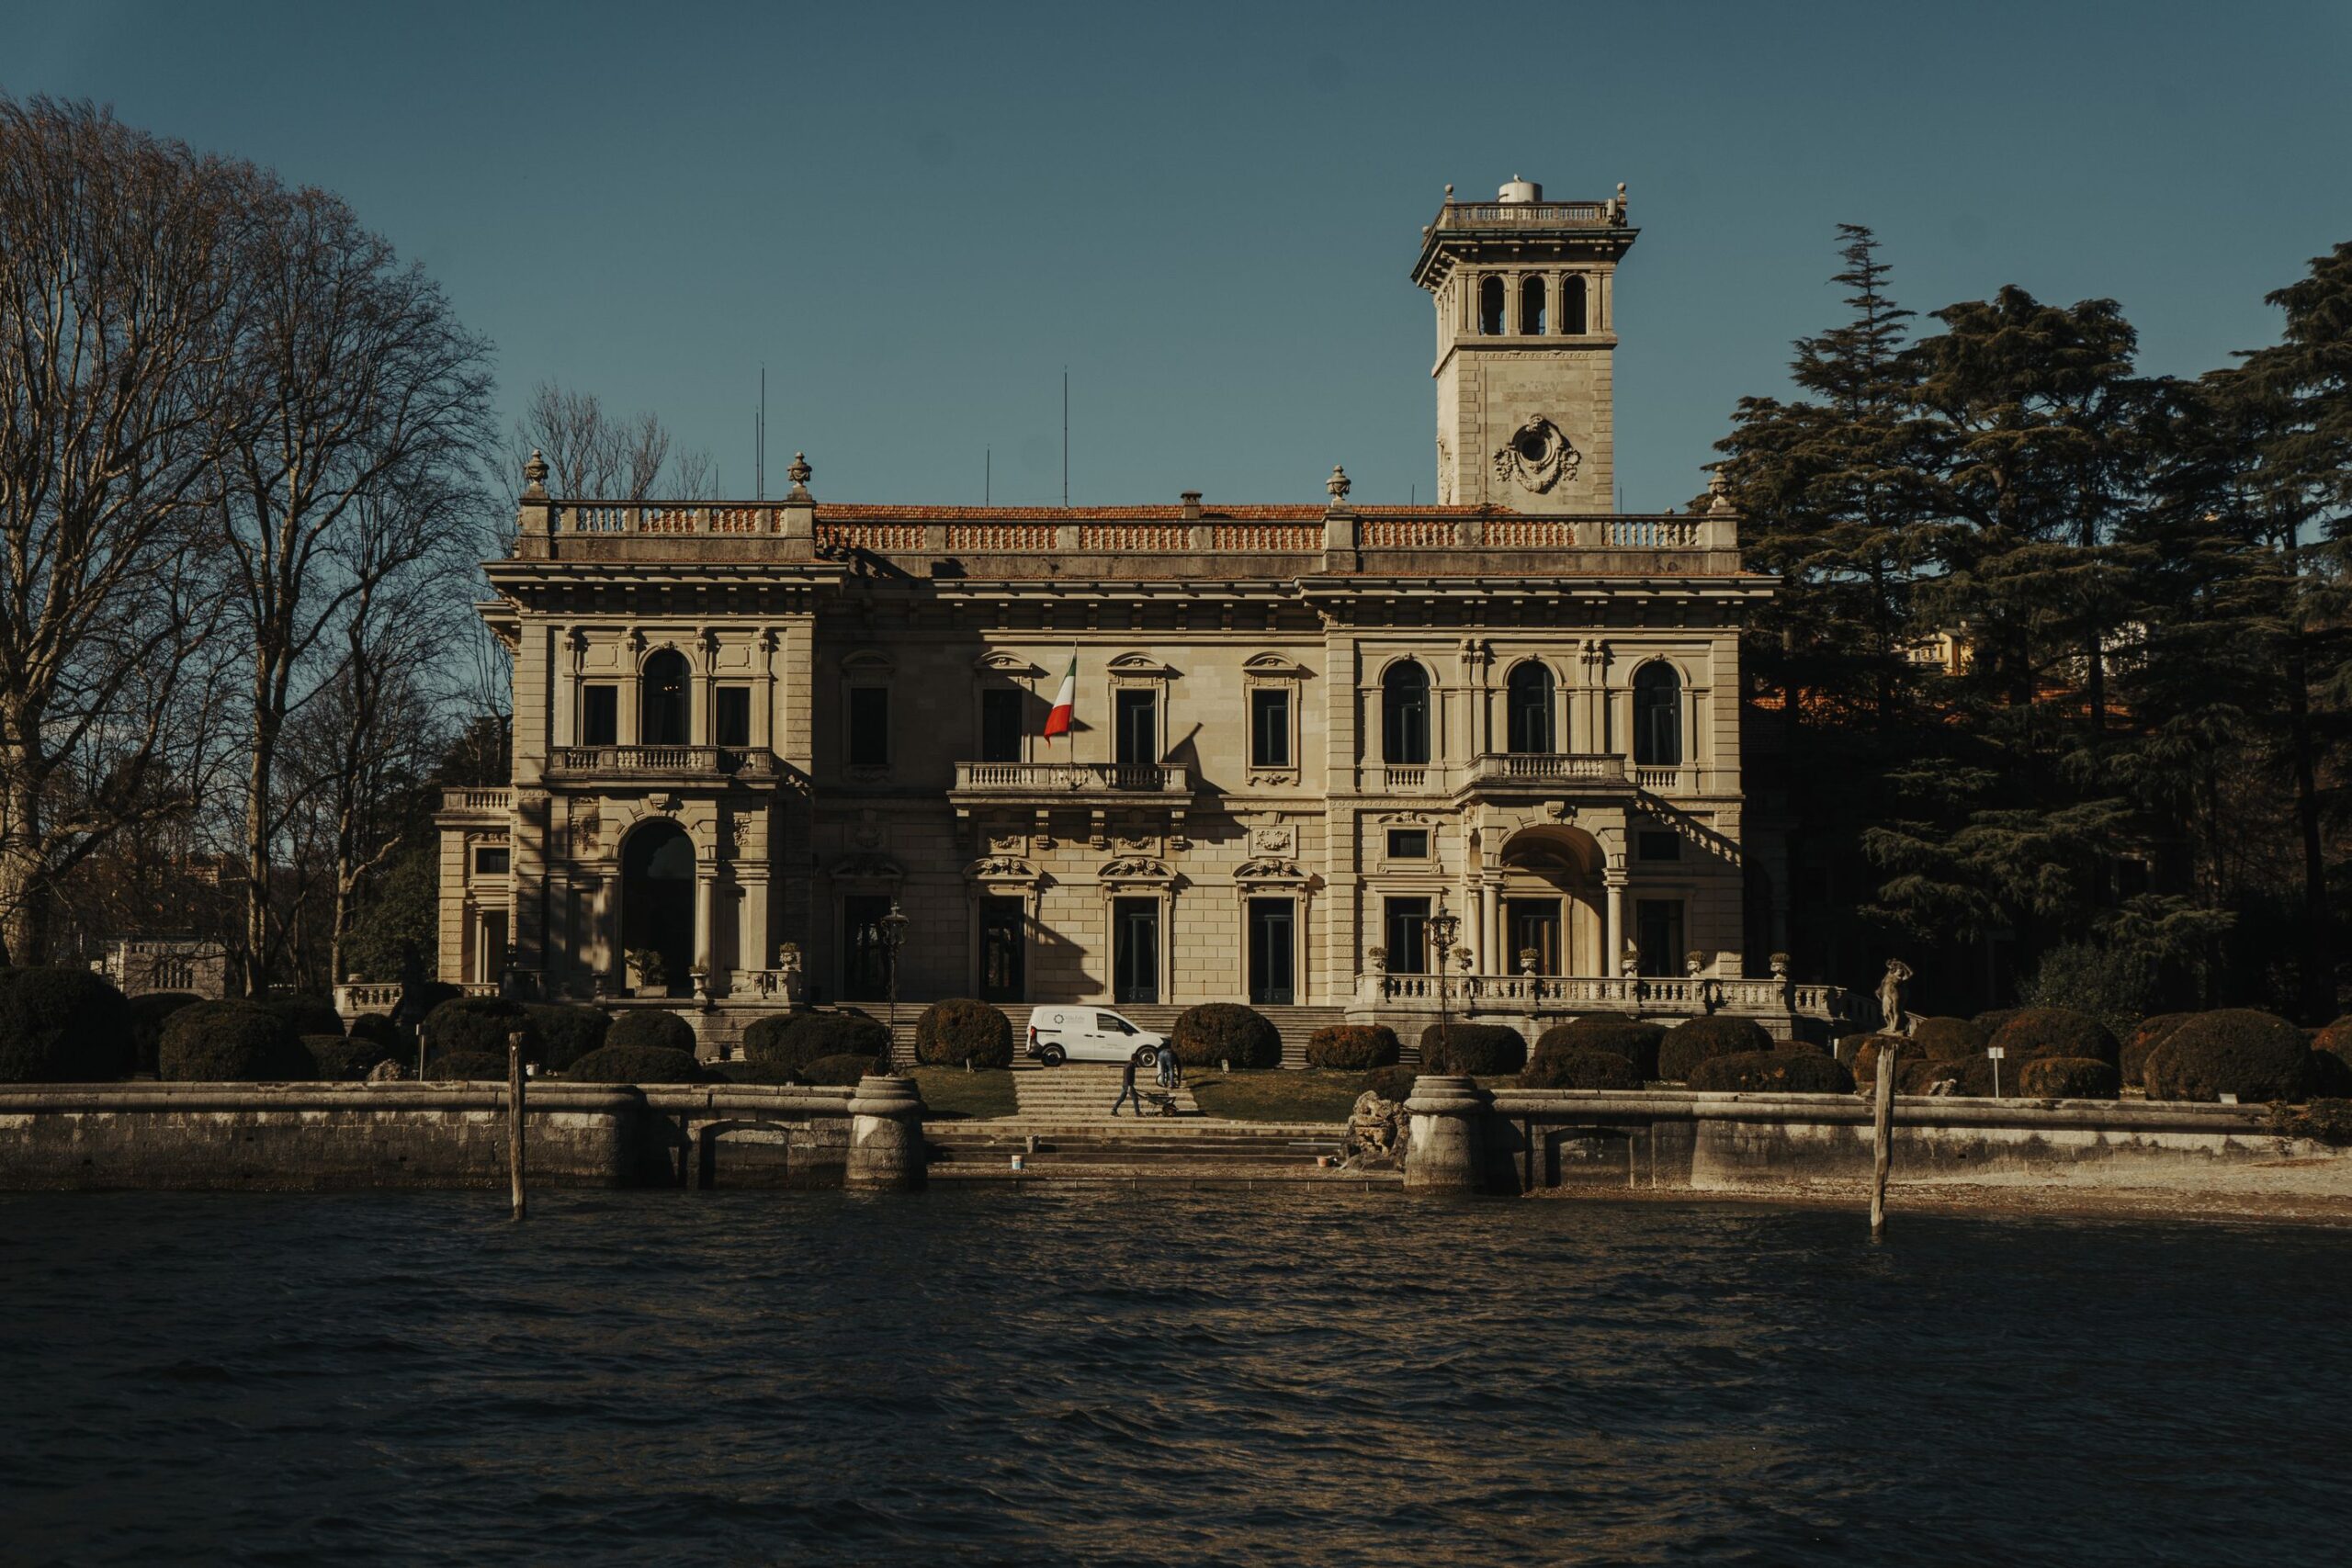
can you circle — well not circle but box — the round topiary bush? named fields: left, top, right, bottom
left=2122, top=1012, right=2194, bottom=1085
left=565, top=1043, right=705, bottom=1083
left=1519, top=1044, right=1640, bottom=1090
left=0, top=966, right=135, bottom=1083
left=1843, top=1034, right=1907, bottom=1084
left=2312, top=1015, right=2352, bottom=1059
left=1535, top=1018, right=1664, bottom=1079
left=1909, top=1016, right=1988, bottom=1061
left=916, top=998, right=1013, bottom=1067
left=421, top=997, right=543, bottom=1066
left=262, top=992, right=343, bottom=1039
left=2143, top=1010, right=2310, bottom=1104
left=1687, top=1051, right=1857, bottom=1094
left=128, top=990, right=204, bottom=1076
left=1173, top=1003, right=1282, bottom=1069
left=431, top=1051, right=511, bottom=1078
left=1365, top=1066, right=1416, bottom=1104
left=158, top=1000, right=313, bottom=1081
left=799, top=1053, right=876, bottom=1087
left=1990, top=1007, right=2120, bottom=1068
left=605, top=1009, right=696, bottom=1056
left=303, top=1033, right=392, bottom=1079
left=1657, top=1016, right=1771, bottom=1081
left=742, top=1010, right=891, bottom=1082
left=2307, top=1046, right=2352, bottom=1099
left=1973, top=1007, right=2022, bottom=1037
left=2018, top=1055, right=2121, bottom=1100
left=526, top=1003, right=610, bottom=1070
left=1418, top=1021, right=1526, bottom=1075
left=348, top=1012, right=406, bottom=1051
left=1306, top=1024, right=1401, bottom=1071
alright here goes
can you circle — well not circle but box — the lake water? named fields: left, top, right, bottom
left=1, top=1189, right=2346, bottom=1565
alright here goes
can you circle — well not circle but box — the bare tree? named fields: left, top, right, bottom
left=0, top=97, right=250, bottom=964
left=215, top=183, right=494, bottom=994
left=513, top=380, right=714, bottom=502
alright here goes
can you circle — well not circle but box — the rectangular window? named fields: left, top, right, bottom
left=1250, top=687, right=1291, bottom=769
left=847, top=686, right=889, bottom=768
left=1384, top=896, right=1430, bottom=976
left=979, top=689, right=1023, bottom=763
left=1112, top=899, right=1159, bottom=1005
left=581, top=684, right=617, bottom=746
left=1114, top=688, right=1158, bottom=767
left=1248, top=897, right=1295, bottom=1005
left=1386, top=829, right=1430, bottom=860
left=473, top=846, right=510, bottom=875
left=714, top=685, right=752, bottom=748
left=1637, top=830, right=1682, bottom=862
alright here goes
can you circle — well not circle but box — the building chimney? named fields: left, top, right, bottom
left=1180, top=491, right=1203, bottom=521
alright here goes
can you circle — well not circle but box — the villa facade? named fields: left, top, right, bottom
left=431, top=178, right=1846, bottom=1043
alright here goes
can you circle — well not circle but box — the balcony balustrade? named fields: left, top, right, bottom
left=951, top=761, right=1190, bottom=796
left=547, top=745, right=790, bottom=786
left=1364, top=970, right=1849, bottom=1025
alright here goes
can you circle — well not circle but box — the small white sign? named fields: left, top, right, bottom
left=1985, top=1046, right=2006, bottom=1060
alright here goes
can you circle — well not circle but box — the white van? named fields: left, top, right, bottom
left=1024, top=1007, right=1170, bottom=1066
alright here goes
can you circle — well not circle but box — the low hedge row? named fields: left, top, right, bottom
left=743, top=1010, right=891, bottom=1082
left=566, top=1043, right=705, bottom=1083
left=1519, top=1044, right=1640, bottom=1090
left=1657, top=1016, right=1770, bottom=1081
left=159, top=1000, right=312, bottom=1082
left=1174, top=1003, right=1282, bottom=1069
left=1306, top=1024, right=1400, bottom=1071
left=527, top=1003, right=611, bottom=1069
left=1687, top=1051, right=1855, bottom=1094
left=606, top=1009, right=697, bottom=1056
left=1419, top=1022, right=1526, bottom=1076
left=1535, top=1019, right=1663, bottom=1080
left=917, top=998, right=1013, bottom=1068
left=2143, top=1010, right=2308, bottom=1103
left=422, top=997, right=543, bottom=1066
left=2018, top=1056, right=2120, bottom=1100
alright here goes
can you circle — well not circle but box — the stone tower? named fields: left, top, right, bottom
left=1412, top=175, right=1638, bottom=513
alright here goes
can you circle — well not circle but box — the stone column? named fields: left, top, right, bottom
left=845, top=1074, right=927, bottom=1190
left=694, top=866, right=717, bottom=977
left=1604, top=868, right=1628, bottom=976
left=1402, top=1075, right=1489, bottom=1193
left=1479, top=882, right=1499, bottom=976
left=740, top=872, right=771, bottom=976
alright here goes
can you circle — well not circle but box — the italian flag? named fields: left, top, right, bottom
left=1043, top=654, right=1077, bottom=738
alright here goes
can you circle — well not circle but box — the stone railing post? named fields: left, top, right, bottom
left=845, top=1074, right=927, bottom=1190
left=1402, top=1074, right=1489, bottom=1193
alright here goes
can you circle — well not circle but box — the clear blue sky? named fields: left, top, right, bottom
left=6, top=1, right=2348, bottom=512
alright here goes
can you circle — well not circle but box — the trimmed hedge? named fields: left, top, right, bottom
left=526, top=1004, right=610, bottom=1069
left=1519, top=1044, right=1640, bottom=1090
left=1973, top=1008, right=2023, bottom=1037
left=566, top=1043, right=705, bottom=1083
left=1418, top=1021, right=1526, bottom=1076
left=128, top=990, right=204, bottom=1076
left=1894, top=1055, right=2008, bottom=1098
left=305, top=1033, right=395, bottom=1079
left=2312, top=1015, right=2352, bottom=1059
left=159, top=1000, right=312, bottom=1081
left=1843, top=1034, right=1905, bottom=1084
left=916, top=998, right=1013, bottom=1068
left=398, top=979, right=462, bottom=1024
left=2122, top=1012, right=2194, bottom=1085
left=1306, top=1024, right=1401, bottom=1071
left=2143, top=1010, right=2310, bottom=1104
left=606, top=1009, right=696, bottom=1056
left=1535, top=1018, right=1663, bottom=1080
left=428, top=1051, right=511, bottom=1079
left=2308, top=1046, right=2352, bottom=1099
left=2018, top=1056, right=2121, bottom=1100
left=1365, top=1066, right=1416, bottom=1104
left=1657, top=1016, right=1771, bottom=1082
left=262, top=992, right=344, bottom=1039
left=1173, top=1003, right=1282, bottom=1069
left=1989, top=1008, right=2120, bottom=1068
left=1909, top=1016, right=1987, bottom=1061
left=1688, top=1051, right=1856, bottom=1094
left=349, top=1012, right=406, bottom=1051
left=742, top=1010, right=891, bottom=1082
left=421, top=997, right=543, bottom=1066
left=0, top=967, right=135, bottom=1083
left=800, top=1053, right=876, bottom=1087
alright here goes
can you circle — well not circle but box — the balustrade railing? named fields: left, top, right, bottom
left=441, top=786, right=514, bottom=813
left=953, top=761, right=1190, bottom=794
left=1368, top=971, right=1849, bottom=1021
left=548, top=746, right=784, bottom=779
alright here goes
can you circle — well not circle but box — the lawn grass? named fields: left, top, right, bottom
left=910, top=1066, right=1019, bottom=1120
left=1188, top=1069, right=1376, bottom=1124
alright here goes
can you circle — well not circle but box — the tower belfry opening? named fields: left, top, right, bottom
left=1412, top=175, right=1636, bottom=511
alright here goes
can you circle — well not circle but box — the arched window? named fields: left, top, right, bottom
left=1564, top=274, right=1589, bottom=335
left=1382, top=661, right=1430, bottom=764
left=1478, top=276, right=1505, bottom=336
left=640, top=649, right=689, bottom=746
left=1633, top=662, right=1682, bottom=766
left=1520, top=275, right=1545, bottom=335
left=1506, top=661, right=1555, bottom=753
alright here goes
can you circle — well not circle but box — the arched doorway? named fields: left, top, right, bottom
left=621, top=819, right=695, bottom=997
left=641, top=649, right=690, bottom=746
left=1496, top=825, right=1604, bottom=976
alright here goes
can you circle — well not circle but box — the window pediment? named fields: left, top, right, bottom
left=1105, top=652, right=1180, bottom=680
left=1241, top=652, right=1311, bottom=681
left=973, top=651, right=1045, bottom=678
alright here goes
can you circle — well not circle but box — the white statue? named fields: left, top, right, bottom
left=1878, top=959, right=1914, bottom=1037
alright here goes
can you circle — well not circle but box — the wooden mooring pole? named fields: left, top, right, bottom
left=507, top=1031, right=527, bottom=1223
left=1870, top=1044, right=1896, bottom=1241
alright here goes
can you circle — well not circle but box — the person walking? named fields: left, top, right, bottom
left=1112, top=1053, right=1143, bottom=1117
left=1155, top=1043, right=1179, bottom=1092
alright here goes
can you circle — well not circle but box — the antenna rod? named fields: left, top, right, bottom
left=986, top=446, right=991, bottom=506
left=757, top=366, right=767, bottom=500
left=1061, top=367, right=1069, bottom=510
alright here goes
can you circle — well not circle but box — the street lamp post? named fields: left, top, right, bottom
left=878, top=899, right=910, bottom=1073
left=1428, top=893, right=1462, bottom=1067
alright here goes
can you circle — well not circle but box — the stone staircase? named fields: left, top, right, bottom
left=880, top=1002, right=1351, bottom=1068
left=1012, top=1062, right=1200, bottom=1120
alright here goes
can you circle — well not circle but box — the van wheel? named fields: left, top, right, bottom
left=1133, top=1044, right=1161, bottom=1066
left=1039, top=1044, right=1066, bottom=1066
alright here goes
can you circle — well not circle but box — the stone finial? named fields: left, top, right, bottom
left=1708, top=468, right=1734, bottom=513
left=1327, top=465, right=1351, bottom=506
left=522, top=448, right=549, bottom=499
left=1443, top=183, right=1453, bottom=197
left=786, top=451, right=812, bottom=498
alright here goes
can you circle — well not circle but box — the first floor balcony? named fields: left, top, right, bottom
left=948, top=760, right=1192, bottom=818
left=546, top=745, right=793, bottom=790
